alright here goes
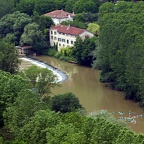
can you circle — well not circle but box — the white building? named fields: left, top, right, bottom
left=44, top=10, right=75, bottom=25
left=49, top=24, right=94, bottom=51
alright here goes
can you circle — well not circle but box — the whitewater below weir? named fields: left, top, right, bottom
left=20, top=57, right=68, bottom=83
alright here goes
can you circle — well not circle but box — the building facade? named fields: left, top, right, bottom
left=44, top=10, right=75, bottom=25
left=49, top=25, right=94, bottom=51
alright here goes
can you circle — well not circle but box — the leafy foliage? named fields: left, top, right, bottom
left=0, top=39, right=19, bottom=74
left=73, top=36, right=97, bottom=66
left=0, top=0, right=15, bottom=19
left=20, top=22, right=48, bottom=54
left=93, top=2, right=144, bottom=104
left=19, top=65, right=58, bottom=98
left=49, top=92, right=83, bottom=113
left=0, top=11, right=31, bottom=45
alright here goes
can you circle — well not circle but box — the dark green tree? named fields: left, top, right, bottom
left=34, top=0, right=57, bottom=15
left=0, top=0, right=15, bottom=19
left=4, top=89, right=49, bottom=135
left=0, top=39, right=19, bottom=74
left=15, top=0, right=35, bottom=15
left=73, top=36, right=97, bottom=66
left=0, top=11, right=31, bottom=45
left=49, top=92, right=83, bottom=113
left=20, top=22, right=48, bottom=54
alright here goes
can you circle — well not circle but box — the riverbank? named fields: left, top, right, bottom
left=19, top=57, right=68, bottom=83
left=20, top=56, right=144, bottom=133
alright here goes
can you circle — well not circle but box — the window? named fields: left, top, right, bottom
left=51, top=31, right=53, bottom=34
left=54, top=32, right=56, bottom=35
left=63, top=44, right=65, bottom=47
left=71, top=41, right=73, bottom=44
left=59, top=44, right=61, bottom=46
left=51, top=36, right=53, bottom=39
left=62, top=39, right=65, bottom=42
left=58, top=38, right=61, bottom=41
left=54, top=37, right=57, bottom=40
left=67, top=40, right=69, bottom=44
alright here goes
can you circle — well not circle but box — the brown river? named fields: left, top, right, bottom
left=20, top=56, right=144, bottom=133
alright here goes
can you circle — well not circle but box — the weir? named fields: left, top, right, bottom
left=20, top=57, right=68, bottom=83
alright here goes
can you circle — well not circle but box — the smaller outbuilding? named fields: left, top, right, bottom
left=43, top=10, right=75, bottom=25
left=16, top=46, right=33, bottom=57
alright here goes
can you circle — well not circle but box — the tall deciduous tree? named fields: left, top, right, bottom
left=73, top=36, right=97, bottom=66
left=0, top=71, right=29, bottom=128
left=94, top=2, right=144, bottom=104
left=15, top=0, right=35, bottom=15
left=0, top=0, right=15, bottom=19
left=20, top=22, right=48, bottom=54
left=34, top=0, right=57, bottom=15
left=4, top=89, right=49, bottom=134
left=19, top=65, right=58, bottom=99
left=0, top=11, right=31, bottom=45
left=0, top=39, right=19, bottom=74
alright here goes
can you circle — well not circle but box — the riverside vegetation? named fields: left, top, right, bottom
left=1, top=0, right=144, bottom=143
left=0, top=62, right=144, bottom=143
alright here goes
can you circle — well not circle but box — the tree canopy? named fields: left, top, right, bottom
left=0, top=39, right=19, bottom=74
left=93, top=1, right=144, bottom=104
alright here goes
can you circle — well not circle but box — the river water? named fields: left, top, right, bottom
left=20, top=56, right=144, bottom=133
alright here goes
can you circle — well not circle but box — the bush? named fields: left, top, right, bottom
left=47, top=48, right=57, bottom=56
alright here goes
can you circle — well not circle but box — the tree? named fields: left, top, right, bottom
left=94, top=2, right=144, bottom=103
left=4, top=89, right=49, bottom=135
left=0, top=71, right=29, bottom=128
left=19, top=65, right=58, bottom=99
left=37, top=15, right=54, bottom=32
left=0, top=0, right=15, bottom=19
left=0, top=11, right=31, bottom=45
left=20, top=22, right=48, bottom=54
left=15, top=0, right=35, bottom=15
left=73, top=36, right=97, bottom=66
left=65, top=0, right=75, bottom=13
left=0, top=39, right=19, bottom=74
left=19, top=110, right=61, bottom=144
left=34, top=0, right=57, bottom=15
left=46, top=123, right=85, bottom=144
left=74, top=0, right=100, bottom=14
left=87, top=23, right=100, bottom=36
left=49, top=92, right=83, bottom=113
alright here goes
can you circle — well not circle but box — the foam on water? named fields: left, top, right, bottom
left=20, top=57, right=68, bottom=82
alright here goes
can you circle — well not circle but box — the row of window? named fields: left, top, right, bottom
left=51, top=31, right=57, bottom=35
left=51, top=36, right=74, bottom=44
left=51, top=31, right=75, bottom=37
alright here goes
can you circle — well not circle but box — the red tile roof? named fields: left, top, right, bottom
left=44, top=10, right=75, bottom=19
left=51, top=25, right=85, bottom=36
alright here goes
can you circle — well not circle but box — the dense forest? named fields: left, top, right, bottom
left=92, top=1, right=144, bottom=105
left=1, top=0, right=144, bottom=143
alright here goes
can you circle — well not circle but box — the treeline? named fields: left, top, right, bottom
left=0, top=11, right=54, bottom=54
left=92, top=1, right=144, bottom=105
left=0, top=0, right=102, bottom=18
left=0, top=64, right=144, bottom=143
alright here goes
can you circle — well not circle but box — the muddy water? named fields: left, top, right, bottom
left=22, top=56, right=144, bottom=133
